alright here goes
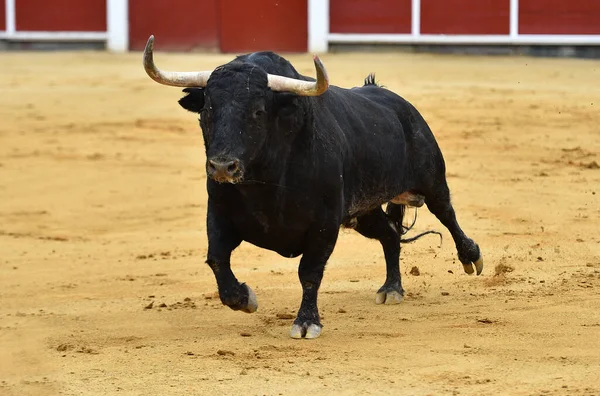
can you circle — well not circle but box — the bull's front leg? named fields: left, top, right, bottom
left=290, top=224, right=339, bottom=339
left=206, top=202, right=257, bottom=313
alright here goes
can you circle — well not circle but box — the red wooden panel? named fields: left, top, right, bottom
left=129, top=0, right=218, bottom=51
left=330, top=0, right=412, bottom=34
left=0, top=0, right=5, bottom=31
left=421, top=0, right=509, bottom=35
left=220, top=0, right=307, bottom=53
left=15, top=0, right=106, bottom=31
left=519, top=0, right=600, bottom=35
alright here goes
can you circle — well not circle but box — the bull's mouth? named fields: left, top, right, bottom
left=209, top=172, right=244, bottom=184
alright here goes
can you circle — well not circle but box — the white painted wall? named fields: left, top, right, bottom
left=5, top=0, right=15, bottom=34
left=510, top=0, right=519, bottom=38
left=107, top=0, right=129, bottom=52
left=308, top=0, right=329, bottom=53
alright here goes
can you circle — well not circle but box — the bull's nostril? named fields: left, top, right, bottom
left=207, top=158, right=241, bottom=180
left=227, top=163, right=238, bottom=173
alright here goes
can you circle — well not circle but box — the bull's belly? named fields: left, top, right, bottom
left=345, top=190, right=425, bottom=219
left=390, top=191, right=425, bottom=207
left=230, top=190, right=425, bottom=257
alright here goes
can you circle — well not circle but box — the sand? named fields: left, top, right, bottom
left=1, top=49, right=599, bottom=395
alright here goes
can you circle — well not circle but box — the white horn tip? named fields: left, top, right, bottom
left=146, top=35, right=154, bottom=49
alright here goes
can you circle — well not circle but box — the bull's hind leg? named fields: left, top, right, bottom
left=354, top=207, right=404, bottom=304
left=424, top=184, right=483, bottom=275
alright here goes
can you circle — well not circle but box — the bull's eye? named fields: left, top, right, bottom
left=253, top=109, right=266, bottom=119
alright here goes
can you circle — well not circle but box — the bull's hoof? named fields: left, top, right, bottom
left=376, top=290, right=403, bottom=304
left=290, top=322, right=322, bottom=339
left=222, top=283, right=258, bottom=313
left=474, top=255, right=484, bottom=275
left=462, top=253, right=484, bottom=276
left=458, top=240, right=483, bottom=276
left=375, top=283, right=404, bottom=304
left=240, top=283, right=258, bottom=313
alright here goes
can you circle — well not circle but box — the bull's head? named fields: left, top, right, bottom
left=143, top=35, right=329, bottom=184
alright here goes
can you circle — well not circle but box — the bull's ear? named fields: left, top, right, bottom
left=178, top=87, right=205, bottom=113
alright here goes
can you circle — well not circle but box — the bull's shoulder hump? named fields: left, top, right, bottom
left=236, top=52, right=303, bottom=79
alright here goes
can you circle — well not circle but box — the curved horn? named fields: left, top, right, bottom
left=143, top=35, right=212, bottom=87
left=267, top=55, right=329, bottom=96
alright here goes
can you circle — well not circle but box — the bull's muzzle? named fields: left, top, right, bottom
left=207, top=158, right=243, bottom=184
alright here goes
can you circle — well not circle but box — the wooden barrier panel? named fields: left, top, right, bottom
left=219, top=0, right=308, bottom=53
left=0, top=0, right=5, bottom=31
left=519, top=0, right=600, bottom=35
left=330, top=0, right=412, bottom=34
left=128, top=0, right=218, bottom=51
left=421, top=0, right=510, bottom=35
left=15, top=0, right=106, bottom=31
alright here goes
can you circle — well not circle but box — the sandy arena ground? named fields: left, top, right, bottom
left=0, top=49, right=599, bottom=395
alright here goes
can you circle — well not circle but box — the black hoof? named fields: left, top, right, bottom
left=220, top=283, right=258, bottom=313
left=290, top=320, right=322, bottom=339
left=458, top=240, right=483, bottom=275
left=375, top=282, right=405, bottom=304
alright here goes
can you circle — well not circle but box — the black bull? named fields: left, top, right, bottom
left=144, top=36, right=482, bottom=339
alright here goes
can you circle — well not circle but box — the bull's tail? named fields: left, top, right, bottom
left=386, top=203, right=443, bottom=245
left=400, top=230, right=443, bottom=244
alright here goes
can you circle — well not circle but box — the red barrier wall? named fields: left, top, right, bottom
left=6, top=0, right=600, bottom=50
left=129, top=0, right=219, bottom=51
left=15, top=0, right=106, bottom=31
left=421, top=0, right=510, bottom=35
left=519, top=0, right=600, bottom=35
left=219, top=0, right=308, bottom=53
left=330, top=0, right=412, bottom=34
left=0, top=0, right=5, bottom=31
